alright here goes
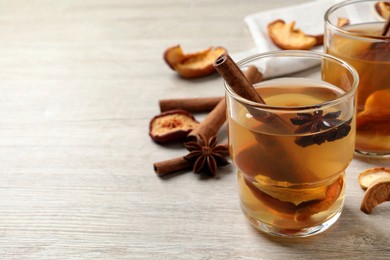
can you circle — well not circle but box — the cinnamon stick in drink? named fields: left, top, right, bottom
left=214, top=55, right=266, bottom=104
left=187, top=64, right=263, bottom=141
left=381, top=15, right=390, bottom=37
left=213, top=54, right=292, bottom=129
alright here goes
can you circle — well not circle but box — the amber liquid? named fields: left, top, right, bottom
left=326, top=22, right=390, bottom=154
left=229, top=78, right=355, bottom=231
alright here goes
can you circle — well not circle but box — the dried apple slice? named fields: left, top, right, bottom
left=295, top=177, right=343, bottom=221
left=163, top=45, right=186, bottom=70
left=358, top=167, right=390, bottom=190
left=267, top=19, right=322, bottom=50
left=356, top=89, right=390, bottom=129
left=337, top=17, right=350, bottom=27
left=149, top=109, right=199, bottom=143
left=253, top=175, right=327, bottom=206
left=375, top=2, right=390, bottom=20
left=360, top=177, right=390, bottom=214
left=163, top=45, right=227, bottom=79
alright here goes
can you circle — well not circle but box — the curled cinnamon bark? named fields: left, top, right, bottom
left=213, top=54, right=293, bottom=130
left=214, top=55, right=266, bottom=104
left=153, top=157, right=192, bottom=176
left=187, top=98, right=226, bottom=141
left=159, top=97, right=222, bottom=112
left=187, top=63, right=264, bottom=141
left=381, top=15, right=390, bottom=37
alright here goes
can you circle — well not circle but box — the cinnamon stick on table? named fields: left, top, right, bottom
left=187, top=65, right=263, bottom=141
left=154, top=156, right=193, bottom=176
left=159, top=97, right=222, bottom=112
left=159, top=66, right=264, bottom=113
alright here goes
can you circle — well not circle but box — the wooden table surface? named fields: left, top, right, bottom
left=0, top=0, right=389, bottom=259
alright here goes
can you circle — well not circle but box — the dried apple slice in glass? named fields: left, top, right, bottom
left=357, top=89, right=390, bottom=129
left=252, top=175, right=327, bottom=206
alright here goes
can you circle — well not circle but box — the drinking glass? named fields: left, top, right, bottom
left=225, top=51, right=358, bottom=237
left=325, top=0, right=390, bottom=157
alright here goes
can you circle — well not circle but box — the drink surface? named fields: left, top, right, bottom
left=326, top=22, right=390, bottom=154
left=228, top=78, right=354, bottom=230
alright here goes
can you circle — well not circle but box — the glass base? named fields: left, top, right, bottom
left=243, top=208, right=342, bottom=238
left=355, top=149, right=390, bottom=158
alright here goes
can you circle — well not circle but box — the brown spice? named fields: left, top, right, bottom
left=187, top=63, right=264, bottom=141
left=153, top=135, right=229, bottom=177
left=214, top=55, right=265, bottom=104
left=159, top=97, right=222, bottom=112
left=381, top=16, right=390, bottom=37
left=187, top=98, right=227, bottom=142
left=154, top=157, right=193, bottom=176
left=213, top=54, right=293, bottom=129
left=159, top=65, right=263, bottom=113
left=184, top=135, right=229, bottom=176
left=290, top=110, right=352, bottom=147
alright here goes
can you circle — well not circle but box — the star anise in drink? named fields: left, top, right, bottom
left=290, top=110, right=351, bottom=147
left=184, top=134, right=229, bottom=176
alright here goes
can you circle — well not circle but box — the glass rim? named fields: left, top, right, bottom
left=324, top=0, right=390, bottom=41
left=224, top=50, right=359, bottom=112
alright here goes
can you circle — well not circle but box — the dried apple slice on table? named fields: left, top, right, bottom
left=149, top=109, right=199, bottom=143
left=359, top=167, right=390, bottom=190
left=267, top=19, right=323, bottom=50
left=360, top=177, right=390, bottom=214
left=358, top=167, right=390, bottom=214
left=164, top=45, right=227, bottom=78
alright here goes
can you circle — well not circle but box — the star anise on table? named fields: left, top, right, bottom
left=183, top=134, right=229, bottom=177
left=290, top=110, right=351, bottom=147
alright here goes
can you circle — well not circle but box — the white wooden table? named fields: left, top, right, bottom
left=0, top=0, right=389, bottom=259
